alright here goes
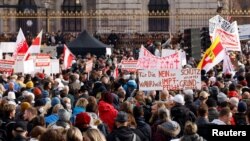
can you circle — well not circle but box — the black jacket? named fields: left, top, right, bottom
left=135, top=117, right=151, bottom=141
left=107, top=126, right=141, bottom=141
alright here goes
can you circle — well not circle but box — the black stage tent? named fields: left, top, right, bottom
left=57, top=30, right=111, bottom=57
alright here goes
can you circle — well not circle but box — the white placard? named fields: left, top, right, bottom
left=23, top=60, right=35, bottom=74
left=50, top=59, right=60, bottom=74
left=0, top=42, right=17, bottom=53
left=106, top=48, right=112, bottom=56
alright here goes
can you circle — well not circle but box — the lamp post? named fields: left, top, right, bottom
left=44, top=1, right=49, bottom=32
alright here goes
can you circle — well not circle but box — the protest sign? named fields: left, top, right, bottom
left=138, top=68, right=201, bottom=91
left=137, top=46, right=181, bottom=70
left=212, top=22, right=241, bottom=51
left=50, top=59, right=60, bottom=74
left=0, top=59, right=15, bottom=74
left=85, top=60, right=93, bottom=73
left=121, top=60, right=138, bottom=72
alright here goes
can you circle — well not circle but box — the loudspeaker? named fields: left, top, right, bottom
left=184, top=28, right=201, bottom=60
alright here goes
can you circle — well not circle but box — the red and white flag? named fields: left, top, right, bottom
left=63, top=44, right=75, bottom=69
left=13, top=28, right=29, bottom=58
left=29, top=30, right=43, bottom=53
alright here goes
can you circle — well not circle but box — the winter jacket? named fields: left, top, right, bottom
left=135, top=117, right=151, bottom=141
left=107, top=126, right=141, bottom=141
left=180, top=133, right=206, bottom=141
left=98, top=100, right=118, bottom=131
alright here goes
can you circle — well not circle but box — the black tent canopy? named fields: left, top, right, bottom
left=57, top=30, right=111, bottom=57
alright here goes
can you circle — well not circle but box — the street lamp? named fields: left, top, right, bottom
left=44, top=1, right=49, bottom=32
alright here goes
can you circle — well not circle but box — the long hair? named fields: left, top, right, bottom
left=83, top=128, right=106, bottom=141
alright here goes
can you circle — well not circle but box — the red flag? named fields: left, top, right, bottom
left=13, top=28, right=29, bottom=58
left=63, top=44, right=75, bottom=69
left=29, top=30, right=43, bottom=53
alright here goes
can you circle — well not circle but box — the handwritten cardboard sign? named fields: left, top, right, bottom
left=139, top=68, right=201, bottom=91
left=137, top=46, right=181, bottom=69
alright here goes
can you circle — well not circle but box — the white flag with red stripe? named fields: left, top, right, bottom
left=13, top=28, right=29, bottom=58
left=29, top=30, right=43, bottom=53
left=63, top=44, right=75, bottom=69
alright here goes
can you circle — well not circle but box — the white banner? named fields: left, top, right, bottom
left=139, top=68, right=201, bottom=91
left=0, top=42, right=17, bottom=53
left=209, top=15, right=241, bottom=51
left=162, top=49, right=187, bottom=66
left=209, top=15, right=232, bottom=36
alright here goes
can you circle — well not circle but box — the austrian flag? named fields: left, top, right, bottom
left=63, top=45, right=75, bottom=69
left=197, top=36, right=226, bottom=72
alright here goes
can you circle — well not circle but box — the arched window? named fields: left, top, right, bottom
left=17, top=0, right=37, bottom=44
left=61, top=0, right=82, bottom=32
left=148, top=0, right=169, bottom=32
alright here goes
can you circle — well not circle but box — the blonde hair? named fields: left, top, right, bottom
left=75, top=98, right=88, bottom=108
left=83, top=128, right=106, bottom=141
left=66, top=127, right=83, bottom=141
left=183, top=121, right=198, bottom=135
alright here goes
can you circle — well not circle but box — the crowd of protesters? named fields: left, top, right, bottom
left=0, top=29, right=250, bottom=141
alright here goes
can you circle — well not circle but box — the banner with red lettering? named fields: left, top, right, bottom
left=212, top=25, right=241, bottom=51
left=138, top=68, right=201, bottom=91
left=137, top=46, right=181, bottom=69
left=121, top=60, right=138, bottom=72
left=0, top=59, right=15, bottom=74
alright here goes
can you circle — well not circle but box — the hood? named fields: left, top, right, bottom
left=73, top=106, right=85, bottom=115
left=113, top=126, right=135, bottom=139
left=98, top=100, right=114, bottom=112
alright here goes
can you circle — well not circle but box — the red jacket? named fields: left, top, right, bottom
left=98, top=100, right=118, bottom=132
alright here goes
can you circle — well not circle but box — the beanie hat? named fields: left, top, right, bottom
left=58, top=109, right=71, bottom=122
left=173, top=94, right=185, bottom=105
left=217, top=92, right=228, bottom=103
left=33, top=87, right=42, bottom=96
left=51, top=97, right=61, bottom=107
left=38, top=73, right=45, bottom=80
left=229, top=97, right=239, bottom=107
left=26, top=81, right=34, bottom=89
left=158, top=121, right=181, bottom=137
left=238, top=101, right=247, bottom=113
left=34, top=99, right=46, bottom=107
left=75, top=112, right=91, bottom=127
left=8, top=91, right=16, bottom=100
left=183, top=89, right=194, bottom=96
left=21, top=102, right=31, bottom=112
left=42, top=90, right=49, bottom=98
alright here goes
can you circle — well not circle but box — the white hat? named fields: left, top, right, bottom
left=8, top=91, right=16, bottom=100
left=183, top=89, right=194, bottom=96
left=229, top=97, right=239, bottom=107
left=173, top=94, right=185, bottom=105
